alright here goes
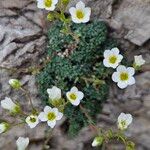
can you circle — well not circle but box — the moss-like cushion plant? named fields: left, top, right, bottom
left=36, top=20, right=117, bottom=136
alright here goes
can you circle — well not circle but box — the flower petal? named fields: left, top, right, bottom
left=111, top=47, right=119, bottom=55
left=38, top=112, right=47, bottom=122
left=70, top=99, right=80, bottom=106
left=117, top=65, right=126, bottom=72
left=77, top=91, right=84, bottom=100
left=128, top=77, right=135, bottom=85
left=117, top=82, right=128, bottom=89
left=44, top=106, right=52, bottom=114
left=56, top=112, right=63, bottom=120
left=47, top=120, right=56, bottom=128
left=70, top=86, right=78, bottom=92
left=76, top=1, right=85, bottom=9
left=112, top=72, right=119, bottom=82
left=127, top=67, right=135, bottom=76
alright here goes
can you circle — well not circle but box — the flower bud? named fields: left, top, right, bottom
left=16, top=137, right=29, bottom=150
left=9, top=79, right=22, bottom=89
left=92, top=136, right=103, bottom=147
left=0, top=122, right=10, bottom=134
left=1, top=97, right=21, bottom=114
left=62, top=0, right=70, bottom=5
left=133, top=55, right=145, bottom=70
left=47, top=13, right=54, bottom=21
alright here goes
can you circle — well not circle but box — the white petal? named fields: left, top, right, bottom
left=38, top=112, right=47, bottom=122
left=77, top=91, right=84, bottom=100
left=104, top=50, right=111, bottom=58
left=52, top=108, right=58, bottom=115
left=71, top=16, right=82, bottom=23
left=76, top=1, right=85, bottom=9
left=70, top=86, right=78, bottom=92
left=127, top=67, right=135, bottom=76
left=109, top=63, right=119, bottom=69
left=117, top=65, right=126, bottom=72
left=117, top=82, right=128, bottom=89
left=112, top=72, right=119, bottom=82
left=44, top=106, right=52, bottom=113
left=118, top=54, right=123, bottom=62
left=66, top=92, right=71, bottom=100
left=16, top=137, right=29, bottom=150
left=69, top=7, right=76, bottom=16
left=56, top=112, right=63, bottom=120
left=111, top=47, right=119, bottom=55
left=81, top=15, right=90, bottom=23
left=126, top=114, right=133, bottom=125
left=103, top=59, right=110, bottom=67
left=118, top=113, right=126, bottom=122
left=70, top=99, right=80, bottom=106
left=1, top=97, right=16, bottom=110
left=84, top=7, right=91, bottom=16
left=52, top=0, right=58, bottom=5
left=128, top=77, right=135, bottom=85
left=47, top=120, right=56, bottom=128
left=37, top=0, right=45, bottom=9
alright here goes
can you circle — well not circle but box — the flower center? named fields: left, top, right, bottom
left=120, top=72, right=129, bottom=81
left=76, top=10, right=84, bottom=19
left=30, top=117, right=36, bottom=123
left=47, top=112, right=56, bottom=121
left=69, top=93, right=77, bottom=101
left=44, top=0, right=52, bottom=7
left=120, top=120, right=126, bottom=128
left=109, top=55, right=117, bottom=64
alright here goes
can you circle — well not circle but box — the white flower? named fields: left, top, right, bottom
left=9, top=79, right=22, bottom=89
left=16, top=137, right=29, bottom=150
left=103, top=48, right=123, bottom=68
left=37, top=0, right=58, bottom=11
left=38, top=106, right=63, bottom=128
left=134, top=55, right=145, bottom=67
left=1, top=97, right=20, bottom=113
left=112, top=65, right=135, bottom=89
left=66, top=86, right=84, bottom=106
left=25, top=115, right=39, bottom=129
left=69, top=1, right=91, bottom=23
left=118, top=113, right=133, bottom=130
left=0, top=122, right=9, bottom=134
left=47, top=86, right=61, bottom=100
left=92, top=136, right=103, bottom=147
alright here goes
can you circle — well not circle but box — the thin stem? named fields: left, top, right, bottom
left=80, top=105, right=99, bottom=133
left=42, top=128, right=53, bottom=150
left=20, top=87, right=35, bottom=111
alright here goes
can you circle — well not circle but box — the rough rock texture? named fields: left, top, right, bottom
left=0, top=0, right=150, bottom=150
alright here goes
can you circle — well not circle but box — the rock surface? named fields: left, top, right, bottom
left=0, top=0, right=150, bottom=150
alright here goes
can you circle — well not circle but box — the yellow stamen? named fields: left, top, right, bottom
left=109, top=55, right=117, bottom=64
left=120, top=72, right=129, bottom=81
left=69, top=93, right=77, bottom=101
left=76, top=10, right=84, bottom=19
left=47, top=112, right=56, bottom=121
left=44, top=0, right=52, bottom=7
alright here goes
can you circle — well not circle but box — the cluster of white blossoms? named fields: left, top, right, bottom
left=103, top=48, right=145, bottom=89
left=37, top=0, right=91, bottom=23
left=92, top=112, right=133, bottom=147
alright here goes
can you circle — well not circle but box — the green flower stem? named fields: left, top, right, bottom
left=42, top=128, right=53, bottom=150
left=79, top=105, right=100, bottom=134
left=20, top=87, right=35, bottom=111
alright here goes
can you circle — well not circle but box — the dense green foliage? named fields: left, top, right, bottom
left=37, top=21, right=117, bottom=136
